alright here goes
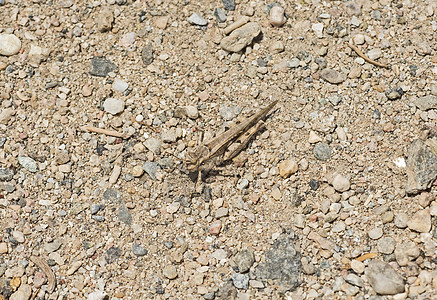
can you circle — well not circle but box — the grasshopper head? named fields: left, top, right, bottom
left=185, top=146, right=210, bottom=171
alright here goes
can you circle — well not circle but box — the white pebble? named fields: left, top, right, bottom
left=103, top=98, right=125, bottom=115
left=87, top=291, right=107, bottom=300
left=0, top=34, right=21, bottom=56
left=269, top=6, right=286, bottom=27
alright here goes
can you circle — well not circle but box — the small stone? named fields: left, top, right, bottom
left=89, top=57, right=117, bottom=77
left=231, top=273, right=249, bottom=289
left=112, top=79, right=129, bottom=93
left=33, top=271, right=47, bottom=288
left=313, top=143, right=331, bottom=161
left=309, top=179, right=320, bottom=191
left=332, top=173, right=350, bottom=192
left=220, top=22, right=261, bottom=53
left=350, top=260, right=365, bottom=274
left=18, top=157, right=38, bottom=173
left=212, top=249, right=227, bottom=260
left=219, top=106, right=241, bottom=121
left=345, top=273, right=364, bottom=287
left=117, top=205, right=132, bottom=225
left=377, top=237, right=395, bottom=254
left=155, top=16, right=169, bottom=29
left=186, top=105, right=199, bottom=119
left=215, top=207, right=229, bottom=218
left=45, top=239, right=62, bottom=253
left=0, top=108, right=13, bottom=125
left=270, top=41, right=284, bottom=53
left=214, top=8, right=227, bottom=22
left=278, top=160, right=298, bottom=178
left=188, top=13, right=207, bottom=26
left=96, top=8, right=114, bottom=32
left=28, top=45, right=49, bottom=65
left=353, top=34, right=365, bottom=45
left=9, top=284, right=31, bottom=300
left=144, top=138, right=162, bottom=154
left=320, top=68, right=346, bottom=84
left=0, top=168, right=14, bottom=181
left=365, top=260, right=405, bottom=295
left=0, top=242, right=8, bottom=254
left=415, top=95, right=437, bottom=111
left=312, top=23, right=324, bottom=38
left=161, top=128, right=177, bottom=143
left=368, top=227, right=383, bottom=240
left=0, top=34, right=21, bottom=56
left=132, top=244, right=148, bottom=256
left=87, top=291, right=107, bottom=300
left=269, top=6, right=286, bottom=27
left=163, top=265, right=178, bottom=279
left=82, top=85, right=93, bottom=97
left=394, top=241, right=420, bottom=266
left=407, top=209, right=431, bottom=233
left=234, top=250, right=254, bottom=273
left=105, top=247, right=122, bottom=264
left=141, top=44, right=154, bottom=66
left=345, top=1, right=361, bottom=16
left=308, top=131, right=322, bottom=144
left=143, top=162, right=159, bottom=180
left=366, top=48, right=382, bottom=60
left=237, top=178, right=249, bottom=190
left=394, top=213, right=409, bottom=228
left=222, top=0, right=236, bottom=11
left=103, top=98, right=124, bottom=115
left=131, top=165, right=144, bottom=177
left=385, top=87, right=403, bottom=100
left=209, top=220, right=222, bottom=235
left=90, top=204, right=101, bottom=215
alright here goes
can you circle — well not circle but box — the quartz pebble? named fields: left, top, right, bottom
left=269, top=6, right=286, bottom=27
left=0, top=34, right=21, bottom=56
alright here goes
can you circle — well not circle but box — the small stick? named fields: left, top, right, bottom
left=81, top=125, right=124, bottom=138
left=30, top=255, right=56, bottom=293
left=346, top=42, right=388, bottom=68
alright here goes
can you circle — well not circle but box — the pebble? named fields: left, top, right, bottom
left=394, top=241, right=420, bottom=266
left=220, top=22, right=261, bottom=53
left=186, top=105, right=199, bottom=119
left=215, top=207, right=229, bottom=218
left=345, top=1, right=361, bottom=16
left=188, top=13, right=207, bottom=26
left=117, top=205, right=132, bottom=225
left=345, top=273, right=364, bottom=287
left=377, top=237, right=395, bottom=254
left=313, top=142, right=331, bottom=161
left=394, top=212, right=409, bottom=228
left=312, top=23, right=324, bottom=38
left=278, top=159, right=298, bottom=178
left=18, top=156, right=38, bottom=173
left=0, top=168, right=14, bottom=181
left=141, top=44, right=154, bottom=66
left=269, top=6, right=286, bottom=27
left=144, top=138, right=162, bottom=154
left=0, top=34, right=21, bottom=56
left=270, top=41, right=284, bottom=53
left=103, top=98, right=125, bottom=115
left=350, top=260, right=365, bottom=274
left=82, top=85, right=93, bottom=97
left=222, top=0, right=236, bottom=11
left=234, top=250, right=254, bottom=273
left=385, top=87, right=403, bottom=100
left=155, top=16, right=169, bottom=29
left=214, top=8, right=227, bottom=23
left=308, top=130, right=322, bottom=143
left=0, top=242, right=8, bottom=254
left=96, top=8, right=114, bottom=32
left=9, top=284, right=32, bottom=300
left=415, top=95, right=437, bottom=111
left=143, top=161, right=159, bottom=180
left=368, top=227, right=383, bottom=240
left=90, top=204, right=101, bottom=215
left=353, top=34, right=365, bottom=45
left=320, top=68, right=347, bottom=84
left=132, top=244, right=148, bottom=256
left=89, top=57, right=117, bottom=77
left=232, top=273, right=249, bottom=289
left=212, top=249, right=227, bottom=260
left=366, top=48, right=382, bottom=60
left=33, top=271, right=47, bottom=288
left=112, top=79, right=129, bottom=93
left=237, top=178, right=249, bottom=190
left=209, top=220, right=222, bottom=235
left=45, top=239, right=62, bottom=253
left=331, top=173, right=350, bottom=192
left=365, top=260, right=405, bottom=295
left=407, top=209, right=431, bottom=233
left=219, top=105, right=241, bottom=121
left=87, top=291, right=107, bottom=300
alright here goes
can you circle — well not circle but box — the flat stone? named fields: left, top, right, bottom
left=188, top=13, right=207, bottom=26
left=394, top=213, right=409, bottom=228
left=232, top=273, right=249, bottom=289
left=117, top=205, right=132, bottom=225
left=89, top=57, right=117, bottom=77
left=105, top=247, right=122, bottom=264
left=10, top=284, right=31, bottom=300
left=405, top=139, right=437, bottom=194
left=143, top=162, right=159, bottom=180
left=141, top=44, right=154, bottom=66
left=407, top=209, right=431, bottom=233
left=254, top=234, right=301, bottom=292
left=88, top=291, right=107, bottom=300
left=220, top=22, right=261, bottom=53
left=350, top=260, right=365, bottom=274
left=214, top=8, right=227, bottom=22
left=415, top=95, right=437, bottom=111
left=96, top=8, right=113, bottom=32
left=215, top=207, right=229, bottom=218
left=212, top=249, right=227, bottom=260
left=332, top=173, right=350, bottom=192
left=144, top=137, right=162, bottom=154
left=366, top=48, right=382, bottom=60
left=320, top=68, right=346, bottom=84
left=368, top=227, right=383, bottom=240
left=345, top=273, right=363, bottom=287
left=377, top=237, right=395, bottom=254
left=18, top=157, right=38, bottom=173
left=45, top=239, right=62, bottom=253
left=186, top=105, right=199, bottom=119
left=112, top=79, right=129, bottom=93
left=103, top=98, right=124, bottom=115
left=278, top=160, right=298, bottom=178
left=222, top=0, right=236, bottom=11
left=365, top=260, right=405, bottom=295
left=0, top=34, right=21, bottom=56
left=132, top=244, right=148, bottom=256
left=312, top=23, right=324, bottom=38
left=269, top=6, right=286, bottom=27
left=394, top=241, right=420, bottom=266
left=0, top=168, right=14, bottom=181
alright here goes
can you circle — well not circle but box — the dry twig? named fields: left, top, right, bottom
left=30, top=255, right=56, bottom=293
left=81, top=125, right=124, bottom=138
left=346, top=42, right=389, bottom=68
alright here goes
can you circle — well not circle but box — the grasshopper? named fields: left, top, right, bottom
left=185, top=100, right=278, bottom=189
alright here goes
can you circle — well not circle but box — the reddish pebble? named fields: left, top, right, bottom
left=209, top=220, right=222, bottom=235
left=309, top=215, right=318, bottom=222
left=19, top=132, right=28, bottom=140
left=33, top=271, right=47, bottom=288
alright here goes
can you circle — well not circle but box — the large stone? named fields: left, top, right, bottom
left=405, top=139, right=437, bottom=194
left=365, top=260, right=405, bottom=295
left=220, top=22, right=261, bottom=53
left=415, top=95, right=437, bottom=111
